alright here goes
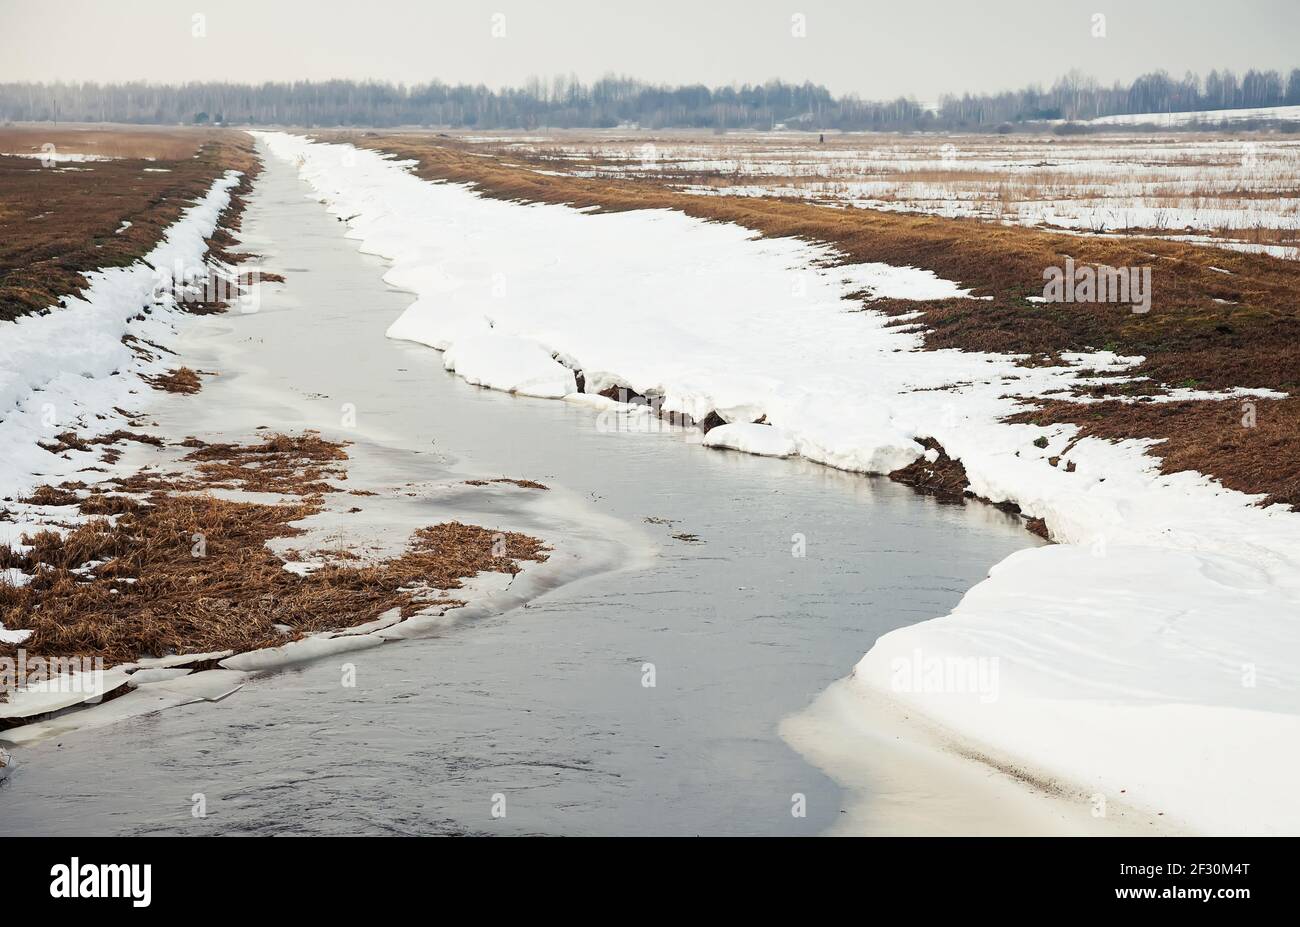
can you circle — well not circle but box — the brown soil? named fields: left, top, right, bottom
left=887, top=438, right=971, bottom=500
left=0, top=127, right=256, bottom=322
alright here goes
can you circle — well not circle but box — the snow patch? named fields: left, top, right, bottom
left=703, top=422, right=797, bottom=458
left=442, top=332, right=577, bottom=398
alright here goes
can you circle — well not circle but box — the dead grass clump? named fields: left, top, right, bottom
left=77, top=493, right=142, bottom=516
left=1, top=494, right=548, bottom=668
left=8, top=519, right=129, bottom=572
left=3, top=430, right=547, bottom=666
left=179, top=432, right=349, bottom=494
left=38, top=431, right=92, bottom=455
left=463, top=477, right=550, bottom=490
left=146, top=366, right=203, bottom=394
left=98, top=429, right=164, bottom=447
left=19, top=485, right=80, bottom=507
left=38, top=428, right=164, bottom=457
left=104, top=432, right=351, bottom=497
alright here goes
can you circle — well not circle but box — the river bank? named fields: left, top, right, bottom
left=0, top=141, right=631, bottom=742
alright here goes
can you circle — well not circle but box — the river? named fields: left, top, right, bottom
left=0, top=142, right=1041, bottom=836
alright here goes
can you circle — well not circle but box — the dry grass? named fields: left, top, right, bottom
left=479, top=131, right=1300, bottom=255
left=106, top=432, right=350, bottom=496
left=0, top=127, right=257, bottom=321
left=0, top=126, right=225, bottom=161
left=36, top=429, right=163, bottom=458
left=145, top=366, right=204, bottom=394
left=1006, top=396, right=1300, bottom=509
left=0, top=433, right=549, bottom=668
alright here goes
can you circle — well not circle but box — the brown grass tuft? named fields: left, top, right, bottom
left=1, top=432, right=549, bottom=668
left=146, top=366, right=204, bottom=394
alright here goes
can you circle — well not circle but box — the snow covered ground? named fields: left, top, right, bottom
left=261, top=131, right=1300, bottom=835
left=0, top=169, right=243, bottom=643
left=497, top=133, right=1300, bottom=259
left=1090, top=103, right=1300, bottom=127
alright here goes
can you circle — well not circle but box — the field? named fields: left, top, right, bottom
left=0, top=125, right=257, bottom=321
left=336, top=128, right=1300, bottom=509
left=458, top=130, right=1300, bottom=259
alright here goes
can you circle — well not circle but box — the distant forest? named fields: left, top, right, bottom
left=2, top=67, right=1299, bottom=131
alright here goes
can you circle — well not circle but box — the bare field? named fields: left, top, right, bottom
left=454, top=129, right=1300, bottom=259
left=0, top=124, right=227, bottom=161
left=0, top=125, right=257, bottom=321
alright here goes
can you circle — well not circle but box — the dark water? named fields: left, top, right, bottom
left=0, top=145, right=1037, bottom=836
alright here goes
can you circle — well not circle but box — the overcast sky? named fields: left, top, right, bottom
left=1, top=0, right=1295, bottom=101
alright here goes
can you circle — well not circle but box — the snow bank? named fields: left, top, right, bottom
left=218, top=631, right=383, bottom=671
left=260, top=132, right=1300, bottom=834
left=703, top=423, right=797, bottom=458
left=0, top=169, right=242, bottom=642
left=443, top=331, right=576, bottom=398
left=0, top=168, right=241, bottom=499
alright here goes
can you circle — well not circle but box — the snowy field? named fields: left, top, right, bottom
left=258, top=131, right=1300, bottom=835
left=482, top=131, right=1300, bottom=259
left=1090, top=103, right=1300, bottom=127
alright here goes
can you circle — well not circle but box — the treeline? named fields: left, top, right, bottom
left=939, top=67, right=1300, bottom=127
left=2, top=67, right=1298, bottom=131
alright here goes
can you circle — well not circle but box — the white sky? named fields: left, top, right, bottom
left=0, top=0, right=1296, bottom=101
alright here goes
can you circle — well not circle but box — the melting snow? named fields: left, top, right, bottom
left=257, top=131, right=1300, bottom=834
